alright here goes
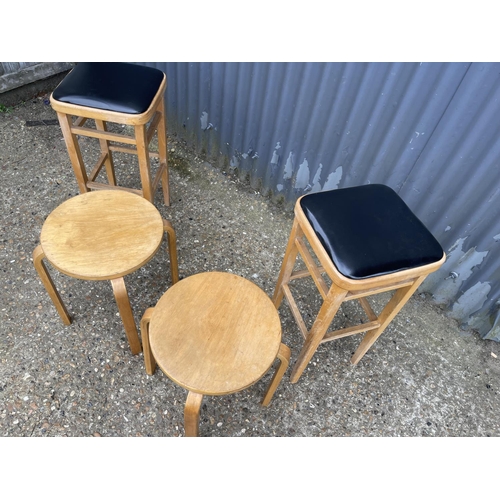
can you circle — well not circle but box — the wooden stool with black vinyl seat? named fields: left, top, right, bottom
left=50, top=62, right=171, bottom=205
left=273, top=184, right=446, bottom=383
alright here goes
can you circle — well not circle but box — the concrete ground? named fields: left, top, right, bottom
left=1, top=89, right=500, bottom=438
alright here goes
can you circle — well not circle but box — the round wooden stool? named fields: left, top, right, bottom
left=33, top=190, right=179, bottom=354
left=140, top=272, right=291, bottom=437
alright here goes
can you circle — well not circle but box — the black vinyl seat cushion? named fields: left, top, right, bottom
left=300, top=184, right=444, bottom=280
left=52, top=62, right=164, bottom=114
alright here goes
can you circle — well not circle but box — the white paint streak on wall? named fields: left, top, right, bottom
left=271, top=149, right=280, bottom=165
left=323, top=166, right=343, bottom=191
left=419, top=237, right=489, bottom=304
left=311, top=163, right=323, bottom=192
left=277, top=184, right=283, bottom=192
left=445, top=226, right=451, bottom=232
left=494, top=234, right=500, bottom=241
left=283, top=152, right=294, bottom=180
left=466, top=298, right=500, bottom=340
left=230, top=156, right=239, bottom=168
left=409, top=131, right=420, bottom=144
left=450, top=282, right=491, bottom=323
left=200, top=111, right=209, bottom=130
left=294, top=159, right=310, bottom=189
left=271, top=143, right=282, bottom=166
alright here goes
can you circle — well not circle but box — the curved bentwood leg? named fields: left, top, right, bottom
left=140, top=308, right=156, bottom=375
left=261, top=343, right=291, bottom=407
left=184, top=391, right=204, bottom=437
left=163, top=219, right=179, bottom=284
left=33, top=245, right=71, bottom=325
left=110, top=277, right=141, bottom=355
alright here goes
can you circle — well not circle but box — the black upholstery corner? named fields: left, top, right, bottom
left=300, top=184, right=444, bottom=280
left=52, top=62, right=164, bottom=114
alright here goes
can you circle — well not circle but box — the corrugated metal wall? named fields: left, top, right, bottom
left=135, top=62, right=500, bottom=341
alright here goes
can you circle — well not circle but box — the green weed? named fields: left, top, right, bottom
left=0, top=104, right=13, bottom=113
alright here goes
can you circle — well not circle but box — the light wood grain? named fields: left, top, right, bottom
left=261, top=343, right=291, bottom=407
left=55, top=111, right=88, bottom=193
left=157, top=97, right=170, bottom=205
left=34, top=190, right=178, bottom=355
left=33, top=245, right=72, bottom=326
left=144, top=271, right=290, bottom=436
left=111, top=277, right=141, bottom=355
left=95, top=120, right=117, bottom=185
left=140, top=308, right=156, bottom=374
left=149, top=272, right=282, bottom=395
left=163, top=219, right=179, bottom=284
left=184, top=392, right=203, bottom=437
left=40, top=190, right=164, bottom=280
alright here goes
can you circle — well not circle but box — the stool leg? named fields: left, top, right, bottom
left=261, top=343, right=291, bottom=406
left=95, top=120, right=117, bottom=186
left=157, top=97, right=170, bottom=206
left=351, top=276, right=426, bottom=365
left=184, top=391, right=204, bottom=437
left=56, top=112, right=89, bottom=194
left=110, top=277, right=141, bottom=355
left=135, top=124, right=154, bottom=203
left=290, top=283, right=348, bottom=383
left=273, top=218, right=301, bottom=309
left=140, top=308, right=156, bottom=375
left=163, top=219, right=179, bottom=284
left=33, top=245, right=72, bottom=325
